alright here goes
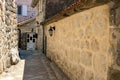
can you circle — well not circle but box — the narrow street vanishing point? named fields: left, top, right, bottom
left=0, top=0, right=120, bottom=80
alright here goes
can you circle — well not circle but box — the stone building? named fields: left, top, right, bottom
left=31, top=0, right=46, bottom=51
left=0, top=0, right=19, bottom=73
left=18, top=17, right=38, bottom=50
left=16, top=0, right=36, bottom=22
left=17, top=0, right=40, bottom=50
left=32, top=0, right=120, bottom=80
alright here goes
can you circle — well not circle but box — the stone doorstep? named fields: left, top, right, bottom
left=0, top=60, right=25, bottom=80
left=50, top=61, right=70, bottom=80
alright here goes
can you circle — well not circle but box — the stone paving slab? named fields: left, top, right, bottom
left=0, top=60, right=25, bottom=80
left=0, top=50, right=57, bottom=80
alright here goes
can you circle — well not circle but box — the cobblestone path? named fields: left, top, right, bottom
left=20, top=50, right=57, bottom=80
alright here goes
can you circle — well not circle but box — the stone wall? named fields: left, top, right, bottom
left=109, top=4, right=120, bottom=80
left=45, top=3, right=114, bottom=80
left=16, top=0, right=37, bottom=22
left=35, top=0, right=46, bottom=51
left=18, top=20, right=37, bottom=33
left=36, top=25, right=43, bottom=50
left=0, top=0, right=19, bottom=73
left=18, top=20, right=39, bottom=50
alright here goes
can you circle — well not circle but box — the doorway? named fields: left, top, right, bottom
left=26, top=32, right=37, bottom=50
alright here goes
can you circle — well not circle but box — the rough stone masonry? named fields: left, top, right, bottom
left=0, top=0, right=19, bottom=73
left=44, top=1, right=120, bottom=80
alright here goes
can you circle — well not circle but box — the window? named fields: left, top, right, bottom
left=35, top=33, right=38, bottom=38
left=30, top=37, right=32, bottom=40
left=33, top=33, right=38, bottom=38
left=33, top=39, right=35, bottom=43
left=17, top=5, right=27, bottom=16
left=17, top=6, right=22, bottom=15
left=33, top=34, right=36, bottom=38
left=27, top=39, right=29, bottom=42
left=27, top=34, right=29, bottom=38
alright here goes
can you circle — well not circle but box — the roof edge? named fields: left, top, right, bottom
left=41, top=0, right=119, bottom=25
left=18, top=17, right=36, bottom=26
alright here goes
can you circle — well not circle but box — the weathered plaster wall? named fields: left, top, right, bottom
left=0, top=0, right=19, bottom=73
left=45, top=3, right=113, bottom=80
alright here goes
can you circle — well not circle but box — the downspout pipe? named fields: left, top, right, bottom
left=42, top=25, right=45, bottom=54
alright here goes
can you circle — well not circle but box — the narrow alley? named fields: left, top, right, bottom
left=0, top=50, right=57, bottom=80
left=20, top=50, right=57, bottom=80
left=0, top=0, right=120, bottom=80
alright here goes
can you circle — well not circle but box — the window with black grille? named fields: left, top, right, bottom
left=30, top=37, right=32, bottom=40
left=33, top=39, right=35, bottom=43
left=27, top=34, right=29, bottom=38
left=27, top=39, right=29, bottom=42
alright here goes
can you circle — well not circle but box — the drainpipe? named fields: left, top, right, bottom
left=42, top=0, right=46, bottom=54
left=42, top=25, right=45, bottom=54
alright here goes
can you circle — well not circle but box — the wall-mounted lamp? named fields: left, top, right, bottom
left=48, top=26, right=55, bottom=37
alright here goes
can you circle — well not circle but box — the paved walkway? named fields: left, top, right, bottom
left=20, top=50, right=57, bottom=80
left=0, top=50, right=57, bottom=80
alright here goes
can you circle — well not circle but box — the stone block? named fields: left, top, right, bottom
left=115, top=7, right=120, bottom=26
left=92, top=11, right=108, bottom=37
left=91, top=38, right=99, bottom=51
left=84, top=71, right=94, bottom=80
left=108, top=68, right=120, bottom=80
left=10, top=48, right=20, bottom=65
left=78, top=29, right=84, bottom=39
left=93, top=54, right=107, bottom=76
left=94, top=76, right=106, bottom=80
left=66, top=64, right=85, bottom=80
left=85, top=26, right=93, bottom=39
left=0, top=59, right=3, bottom=74
left=7, top=56, right=12, bottom=67
left=80, top=51, right=92, bottom=67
